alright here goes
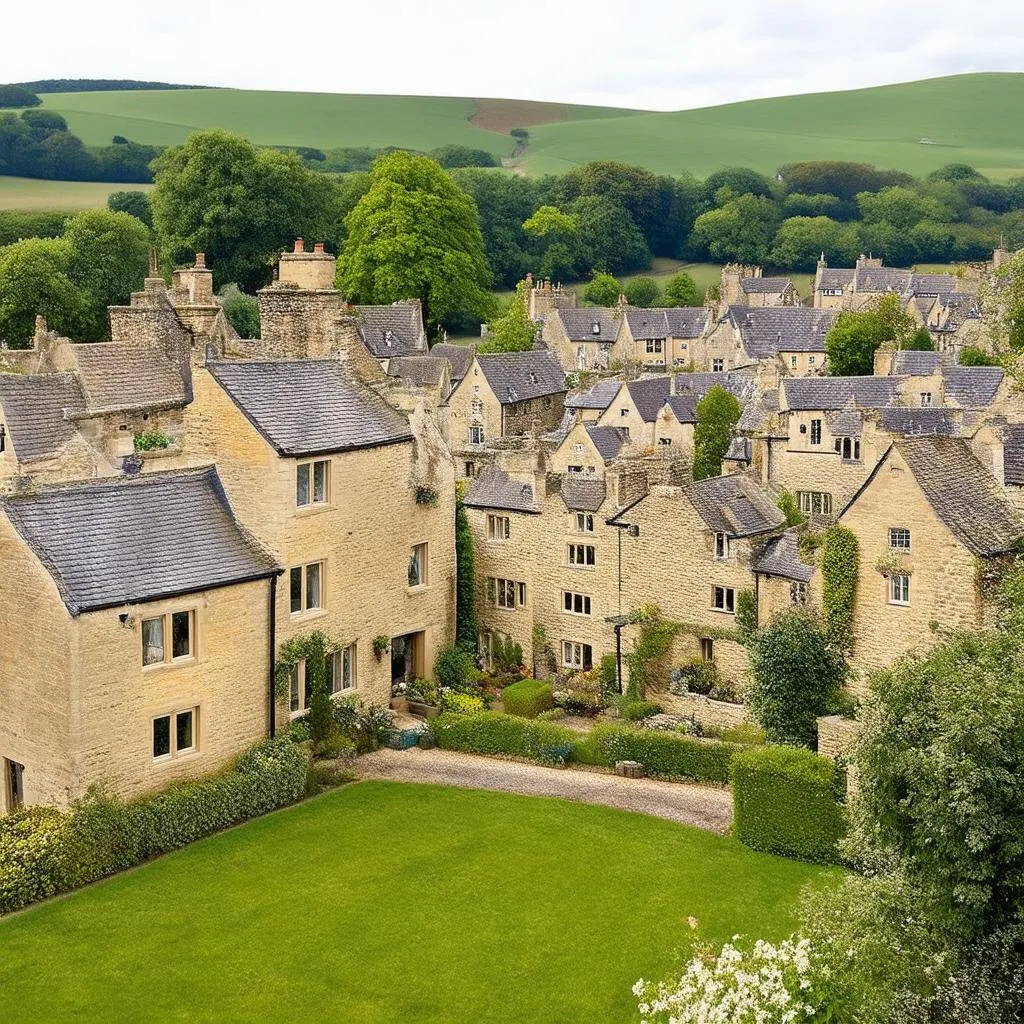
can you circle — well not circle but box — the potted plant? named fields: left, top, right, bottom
left=373, top=635, right=391, bottom=661
left=406, top=677, right=441, bottom=719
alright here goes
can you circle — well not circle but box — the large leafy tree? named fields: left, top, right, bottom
left=339, top=151, right=494, bottom=332
left=583, top=271, right=622, bottom=306
left=572, top=194, right=650, bottom=275
left=624, top=276, right=661, bottom=308
left=770, top=216, right=859, bottom=271
left=689, top=194, right=780, bottom=264
left=692, top=385, right=741, bottom=479
left=151, top=129, right=339, bottom=291
left=662, top=272, right=701, bottom=307
left=825, top=294, right=917, bottom=375
left=478, top=282, right=536, bottom=353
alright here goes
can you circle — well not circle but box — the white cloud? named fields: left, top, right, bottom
left=3, top=0, right=1022, bottom=110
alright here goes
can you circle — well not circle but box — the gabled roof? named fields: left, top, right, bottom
left=1003, top=424, right=1024, bottom=486
left=878, top=407, right=956, bottom=437
left=72, top=341, right=188, bottom=413
left=817, top=268, right=854, bottom=291
left=208, top=359, right=412, bottom=457
left=462, top=469, right=540, bottom=514
left=737, top=388, right=780, bottom=433
left=555, top=308, right=621, bottom=342
left=566, top=377, right=621, bottom=411
left=752, top=529, right=814, bottom=583
left=1, top=468, right=279, bottom=616
left=626, top=371, right=754, bottom=423
left=856, top=266, right=911, bottom=293
left=783, top=375, right=902, bottom=411
left=586, top=425, right=629, bottom=462
left=891, top=350, right=941, bottom=376
left=935, top=292, right=981, bottom=332
left=430, top=343, right=475, bottom=383
left=730, top=306, right=838, bottom=357
left=625, top=307, right=708, bottom=340
left=724, top=436, right=752, bottom=464
left=911, top=273, right=958, bottom=296
left=741, top=276, right=793, bottom=294
left=355, top=302, right=426, bottom=358
left=941, top=365, right=1003, bottom=408
left=685, top=475, right=785, bottom=538
left=828, top=402, right=864, bottom=437
left=476, top=350, right=565, bottom=404
left=560, top=476, right=606, bottom=512
left=0, top=373, right=86, bottom=461
left=386, top=355, right=449, bottom=388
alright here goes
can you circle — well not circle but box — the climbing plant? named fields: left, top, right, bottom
left=625, top=604, right=682, bottom=699
left=821, top=525, right=859, bottom=650
left=455, top=482, right=478, bottom=652
left=735, top=588, right=758, bottom=641
left=275, top=629, right=343, bottom=743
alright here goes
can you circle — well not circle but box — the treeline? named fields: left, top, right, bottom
left=287, top=143, right=500, bottom=174
left=13, top=80, right=210, bottom=93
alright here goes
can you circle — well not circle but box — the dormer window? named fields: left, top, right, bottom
left=592, top=322, right=601, bottom=335
left=384, top=329, right=394, bottom=347
left=529, top=372, right=537, bottom=384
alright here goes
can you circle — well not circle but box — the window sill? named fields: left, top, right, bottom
left=151, top=751, right=200, bottom=766
left=888, top=601, right=911, bottom=608
left=142, top=657, right=196, bottom=673
left=710, top=608, right=736, bottom=616
left=290, top=608, right=329, bottom=623
left=407, top=584, right=431, bottom=595
left=295, top=503, right=334, bottom=518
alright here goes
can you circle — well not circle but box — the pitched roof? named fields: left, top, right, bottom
left=894, top=436, right=1021, bottom=556
left=626, top=371, right=754, bottom=422
left=0, top=373, right=86, bottom=461
left=560, top=476, right=606, bottom=512
left=911, top=273, right=958, bottom=296
left=566, top=377, right=621, bottom=411
left=1003, top=425, right=1024, bottom=486
left=476, top=350, right=565, bottom=404
left=935, top=292, right=981, bottom=332
left=1, top=468, right=279, bottom=616
left=891, top=350, right=941, bottom=376
left=941, top=365, right=1003, bottom=408
left=737, top=388, right=780, bottom=433
left=856, top=266, right=911, bottom=293
left=586, top=425, right=629, bottom=462
left=878, top=407, right=956, bottom=436
left=741, top=276, right=793, bottom=294
left=72, top=341, right=188, bottom=413
left=751, top=529, right=814, bottom=583
left=685, top=475, right=785, bottom=537
left=817, top=268, right=854, bottom=291
left=625, top=307, right=708, bottom=340
left=783, top=375, right=902, bottom=411
left=355, top=302, right=426, bottom=358
left=555, top=308, right=621, bottom=342
left=208, top=359, right=412, bottom=457
left=386, top=355, right=449, bottom=388
left=730, top=306, right=838, bottom=357
left=828, top=403, right=864, bottom=437
left=430, top=343, right=475, bottom=383
left=724, top=436, right=752, bottom=464
left=462, top=469, right=540, bottom=514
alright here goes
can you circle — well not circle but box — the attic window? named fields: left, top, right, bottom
left=529, top=372, right=537, bottom=384
left=384, top=330, right=394, bottom=347
left=592, top=322, right=601, bottom=335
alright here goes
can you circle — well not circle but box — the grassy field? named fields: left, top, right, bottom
left=0, top=781, right=829, bottom=1023
left=0, top=176, right=152, bottom=211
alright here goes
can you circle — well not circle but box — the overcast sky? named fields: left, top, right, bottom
left=5, top=0, right=1023, bottom=111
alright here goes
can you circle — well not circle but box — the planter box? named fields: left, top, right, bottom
left=390, top=697, right=409, bottom=713
left=408, top=701, right=440, bottom=720
left=660, top=690, right=749, bottom=731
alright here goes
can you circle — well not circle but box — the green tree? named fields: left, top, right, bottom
left=339, top=151, right=494, bottom=333
left=700, top=166, right=774, bottom=205
left=770, top=216, right=859, bottom=271
left=927, top=162, right=986, bottom=182
left=624, top=276, right=661, bottom=308
left=988, top=247, right=1024, bottom=351
left=856, top=186, right=946, bottom=231
left=779, top=160, right=913, bottom=200
left=692, top=386, right=741, bottom=480
left=826, top=293, right=916, bottom=376
left=0, top=237, right=89, bottom=347
left=479, top=281, right=536, bottom=353
left=218, top=284, right=260, bottom=339
left=572, top=194, right=650, bottom=275
left=746, top=611, right=845, bottom=747
left=0, top=85, right=40, bottom=108
left=959, top=346, right=1001, bottom=367
left=661, top=272, right=701, bottom=307
left=63, top=209, right=151, bottom=338
left=583, top=270, right=622, bottom=306
left=689, top=194, right=780, bottom=264
left=107, top=190, right=153, bottom=228
left=906, top=326, right=934, bottom=351
left=522, top=204, right=578, bottom=240
left=429, top=144, right=498, bottom=169
left=455, top=483, right=477, bottom=652
left=151, top=129, right=339, bottom=292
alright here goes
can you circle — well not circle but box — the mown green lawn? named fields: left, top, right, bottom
left=0, top=781, right=830, bottom=1023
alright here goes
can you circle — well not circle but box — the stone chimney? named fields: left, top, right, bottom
left=993, top=247, right=1009, bottom=270
left=277, top=239, right=337, bottom=290
left=171, top=253, right=214, bottom=305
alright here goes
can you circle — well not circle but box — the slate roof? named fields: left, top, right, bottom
left=894, top=436, right=1021, bottom=556
left=625, top=308, right=708, bottom=340
left=72, top=342, right=188, bottom=413
left=730, top=306, right=838, bottom=357
left=626, top=372, right=754, bottom=422
left=462, top=469, right=540, bottom=514
left=0, top=373, right=86, bottom=461
left=783, top=376, right=902, bottom=411
left=685, top=475, right=785, bottom=538
left=1003, top=425, right=1024, bottom=486
left=879, top=407, right=956, bottom=436
left=941, top=365, right=1003, bottom=408
left=1, top=468, right=279, bottom=616
left=817, top=268, right=854, bottom=291
left=555, top=308, right=621, bottom=342
left=476, top=350, right=565, bottom=404
left=355, top=303, right=426, bottom=358
left=892, top=350, right=941, bottom=375
left=560, top=477, right=606, bottom=512
left=828, top=403, right=864, bottom=437
left=724, top=436, right=752, bottom=464
left=856, top=266, right=911, bottom=293
left=741, top=276, right=793, bottom=294
left=386, top=355, right=449, bottom=388
left=935, top=292, right=981, bottom=332
left=566, top=378, right=621, bottom=411
left=751, top=529, right=814, bottom=583
left=911, top=274, right=958, bottom=296
left=737, top=388, right=780, bottom=433
left=430, top=343, right=475, bottom=383
left=587, top=425, right=629, bottom=462
left=208, top=359, right=412, bottom=456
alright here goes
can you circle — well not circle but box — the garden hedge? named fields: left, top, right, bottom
left=431, top=711, right=575, bottom=758
left=731, top=745, right=846, bottom=864
left=0, top=738, right=310, bottom=915
left=501, top=679, right=555, bottom=718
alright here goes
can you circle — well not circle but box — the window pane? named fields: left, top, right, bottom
left=290, top=567, right=302, bottom=613
left=306, top=563, right=321, bottom=609
left=564, top=592, right=572, bottom=611
left=176, top=710, right=194, bottom=753
left=313, top=461, right=328, bottom=503
left=296, top=464, right=310, bottom=507
left=142, top=617, right=164, bottom=666
left=171, top=611, right=191, bottom=659
left=153, top=716, right=171, bottom=758
left=289, top=665, right=300, bottom=713
left=342, top=647, right=353, bottom=689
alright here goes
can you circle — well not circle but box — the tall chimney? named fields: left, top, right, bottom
left=294, top=238, right=305, bottom=253
left=195, top=252, right=206, bottom=269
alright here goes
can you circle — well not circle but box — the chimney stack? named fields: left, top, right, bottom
left=294, top=238, right=305, bottom=253
left=313, top=242, right=325, bottom=254
left=194, top=252, right=206, bottom=269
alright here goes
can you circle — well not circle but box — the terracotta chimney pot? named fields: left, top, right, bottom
left=294, top=238, right=305, bottom=253
left=194, top=252, right=206, bottom=269
left=314, top=242, right=325, bottom=254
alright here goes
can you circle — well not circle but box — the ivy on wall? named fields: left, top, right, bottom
left=820, top=526, right=859, bottom=650
left=275, top=629, right=344, bottom=742
left=455, top=482, right=478, bottom=652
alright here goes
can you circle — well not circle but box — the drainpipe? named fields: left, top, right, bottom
left=268, top=575, right=278, bottom=738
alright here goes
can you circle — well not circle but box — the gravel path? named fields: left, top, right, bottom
left=353, top=747, right=733, bottom=834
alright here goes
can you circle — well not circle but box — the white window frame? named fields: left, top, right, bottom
left=469, top=425, right=485, bottom=445
left=296, top=459, right=330, bottom=508
left=568, top=543, right=596, bottom=567
left=889, top=527, right=911, bottom=551
left=712, top=358, right=724, bottom=372
left=152, top=707, right=198, bottom=761
left=699, top=638, right=714, bottom=662
left=714, top=532, right=729, bottom=559
left=142, top=609, right=195, bottom=667
left=575, top=512, right=595, bottom=533
left=408, top=543, right=428, bottom=588
left=790, top=354, right=797, bottom=368
left=487, top=514, right=510, bottom=541
left=712, top=586, right=736, bottom=613
left=810, top=418, right=822, bottom=446
left=563, top=591, right=592, bottom=616
left=645, top=339, right=663, bottom=354
left=808, top=355, right=816, bottom=366
left=561, top=641, right=593, bottom=670
left=889, top=574, right=911, bottom=606
left=790, top=581, right=808, bottom=606
left=290, top=561, right=324, bottom=616
left=797, top=491, right=833, bottom=515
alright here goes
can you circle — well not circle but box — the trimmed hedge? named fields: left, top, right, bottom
left=619, top=700, right=662, bottom=722
left=575, top=724, right=739, bottom=784
left=501, top=679, right=554, bottom=719
left=430, top=711, right=575, bottom=758
left=731, top=745, right=846, bottom=864
left=0, top=738, right=310, bottom=915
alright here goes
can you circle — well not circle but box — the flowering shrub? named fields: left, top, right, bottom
left=634, top=932, right=835, bottom=1024
left=439, top=690, right=485, bottom=715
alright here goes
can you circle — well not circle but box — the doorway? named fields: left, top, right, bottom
left=391, top=632, right=425, bottom=687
